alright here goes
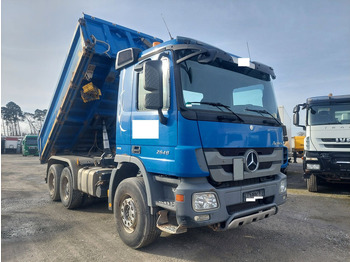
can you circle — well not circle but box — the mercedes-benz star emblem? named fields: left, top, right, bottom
left=244, top=150, right=259, bottom=172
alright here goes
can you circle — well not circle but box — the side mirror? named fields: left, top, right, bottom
left=142, top=60, right=168, bottom=125
left=293, top=112, right=306, bottom=130
left=293, top=105, right=300, bottom=113
left=293, top=112, right=299, bottom=126
left=115, top=48, right=142, bottom=70
left=143, top=60, right=163, bottom=110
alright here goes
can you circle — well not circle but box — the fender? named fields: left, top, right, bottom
left=47, top=155, right=81, bottom=189
left=108, top=154, right=162, bottom=213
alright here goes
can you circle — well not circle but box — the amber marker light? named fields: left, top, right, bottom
left=176, top=194, right=184, bottom=202
left=153, top=42, right=161, bottom=47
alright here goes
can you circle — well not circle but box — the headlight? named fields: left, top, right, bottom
left=279, top=179, right=287, bottom=194
left=306, top=163, right=320, bottom=170
left=192, top=192, right=219, bottom=212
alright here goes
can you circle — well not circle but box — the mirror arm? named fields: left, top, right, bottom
left=158, top=109, right=168, bottom=125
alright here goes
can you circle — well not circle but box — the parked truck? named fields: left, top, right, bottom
left=2, top=136, right=21, bottom=154
left=22, top=135, right=39, bottom=156
left=293, top=94, right=350, bottom=192
left=39, top=14, right=287, bottom=248
left=278, top=106, right=291, bottom=173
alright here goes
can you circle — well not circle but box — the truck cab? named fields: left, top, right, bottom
left=22, top=135, right=39, bottom=156
left=293, top=95, right=350, bottom=191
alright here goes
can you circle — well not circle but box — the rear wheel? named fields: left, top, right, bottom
left=307, top=174, right=318, bottom=192
left=48, top=164, right=64, bottom=201
left=114, top=177, right=160, bottom=249
left=59, top=167, right=83, bottom=209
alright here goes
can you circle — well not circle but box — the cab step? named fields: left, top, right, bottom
left=157, top=210, right=187, bottom=234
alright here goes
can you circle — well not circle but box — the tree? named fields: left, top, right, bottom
left=34, top=109, right=47, bottom=131
left=1, top=102, right=23, bottom=136
left=22, top=109, right=47, bottom=134
left=2, top=102, right=47, bottom=135
left=23, top=112, right=38, bottom=134
left=1, top=106, right=10, bottom=135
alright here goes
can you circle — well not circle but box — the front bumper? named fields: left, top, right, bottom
left=226, top=205, right=277, bottom=230
left=174, top=173, right=287, bottom=229
left=303, top=151, right=350, bottom=180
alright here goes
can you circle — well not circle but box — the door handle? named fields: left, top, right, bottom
left=132, top=146, right=141, bottom=154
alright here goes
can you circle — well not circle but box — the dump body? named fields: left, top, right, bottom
left=38, top=14, right=162, bottom=163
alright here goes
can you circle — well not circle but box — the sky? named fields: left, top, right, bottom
left=1, top=0, right=350, bottom=136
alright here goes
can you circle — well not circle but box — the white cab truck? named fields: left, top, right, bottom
left=293, top=95, right=350, bottom=192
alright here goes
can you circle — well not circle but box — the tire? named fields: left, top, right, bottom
left=59, top=167, right=83, bottom=209
left=307, top=174, right=318, bottom=192
left=114, top=177, right=160, bottom=249
left=48, top=164, right=64, bottom=201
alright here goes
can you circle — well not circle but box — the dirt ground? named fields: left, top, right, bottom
left=1, top=154, right=350, bottom=262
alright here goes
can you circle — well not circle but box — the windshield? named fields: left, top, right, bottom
left=307, top=103, right=350, bottom=125
left=25, top=137, right=37, bottom=145
left=179, top=59, right=279, bottom=119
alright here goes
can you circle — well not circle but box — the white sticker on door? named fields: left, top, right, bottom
left=132, top=120, right=159, bottom=139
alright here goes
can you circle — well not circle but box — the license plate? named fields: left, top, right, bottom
left=244, top=189, right=265, bottom=202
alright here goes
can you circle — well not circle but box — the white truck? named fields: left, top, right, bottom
left=1, top=136, right=21, bottom=154
left=293, top=94, right=350, bottom=192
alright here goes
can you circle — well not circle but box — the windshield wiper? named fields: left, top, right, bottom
left=187, top=101, right=244, bottom=122
left=245, top=108, right=282, bottom=126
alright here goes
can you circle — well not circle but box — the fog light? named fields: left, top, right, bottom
left=306, top=163, right=320, bottom=170
left=192, top=192, right=219, bottom=212
left=279, top=179, right=287, bottom=194
left=194, top=214, right=210, bottom=222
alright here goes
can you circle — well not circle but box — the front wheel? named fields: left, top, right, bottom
left=307, top=174, right=318, bottom=192
left=114, top=177, right=160, bottom=249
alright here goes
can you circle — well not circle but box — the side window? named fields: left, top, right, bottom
left=137, top=57, right=170, bottom=111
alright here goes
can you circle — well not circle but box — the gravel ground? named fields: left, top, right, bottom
left=1, top=154, right=350, bottom=262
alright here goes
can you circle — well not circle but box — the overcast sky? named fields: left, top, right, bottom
left=1, top=0, right=350, bottom=135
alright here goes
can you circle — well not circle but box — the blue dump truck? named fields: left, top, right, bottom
left=39, top=14, right=287, bottom=248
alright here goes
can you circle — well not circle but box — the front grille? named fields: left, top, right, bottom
left=321, top=138, right=336, bottom=142
left=211, top=175, right=276, bottom=189
left=217, top=148, right=274, bottom=157
left=204, top=147, right=283, bottom=183
left=222, top=161, right=272, bottom=173
left=319, top=138, right=350, bottom=149
left=324, top=144, right=350, bottom=149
